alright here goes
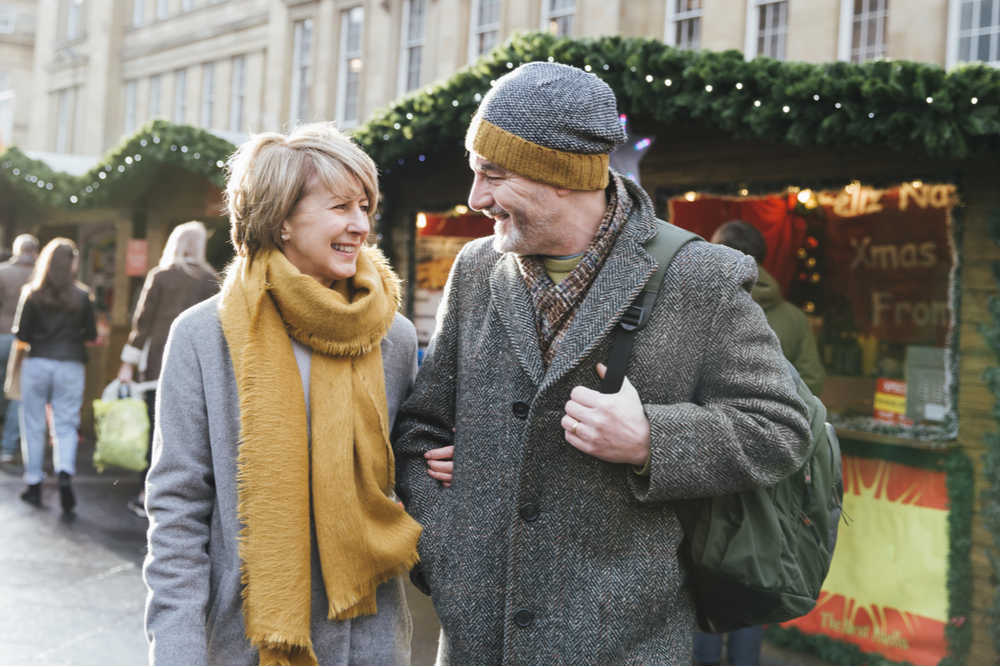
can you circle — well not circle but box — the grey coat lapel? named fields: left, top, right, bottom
left=542, top=183, right=660, bottom=391
left=490, top=253, right=545, bottom=387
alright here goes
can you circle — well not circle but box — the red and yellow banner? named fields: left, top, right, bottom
left=781, top=455, right=950, bottom=665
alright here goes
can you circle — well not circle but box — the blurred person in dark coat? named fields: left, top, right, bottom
left=0, top=234, right=37, bottom=464
left=117, top=221, right=220, bottom=517
left=14, top=239, right=96, bottom=510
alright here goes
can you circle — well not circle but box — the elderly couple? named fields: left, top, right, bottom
left=144, top=63, right=811, bottom=666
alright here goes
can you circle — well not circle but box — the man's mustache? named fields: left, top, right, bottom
left=484, top=205, right=508, bottom=219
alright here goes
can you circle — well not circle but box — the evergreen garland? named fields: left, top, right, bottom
left=764, top=438, right=974, bottom=665
left=978, top=206, right=1000, bottom=659
left=0, top=120, right=234, bottom=210
left=355, top=32, right=1000, bottom=172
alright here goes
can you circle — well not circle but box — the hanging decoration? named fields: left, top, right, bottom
left=0, top=119, right=235, bottom=210
left=354, top=32, right=1000, bottom=175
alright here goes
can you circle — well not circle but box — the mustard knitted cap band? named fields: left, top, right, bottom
left=466, top=116, right=610, bottom=191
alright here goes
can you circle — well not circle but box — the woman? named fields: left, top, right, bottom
left=117, top=221, right=220, bottom=517
left=144, top=122, right=423, bottom=666
left=14, top=239, right=96, bottom=510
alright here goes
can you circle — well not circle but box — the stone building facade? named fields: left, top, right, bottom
left=2, top=0, right=993, bottom=155
left=0, top=0, right=37, bottom=150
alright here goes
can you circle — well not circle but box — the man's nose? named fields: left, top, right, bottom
left=468, top=176, right=493, bottom=212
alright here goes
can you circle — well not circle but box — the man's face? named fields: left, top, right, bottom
left=468, top=153, right=560, bottom=255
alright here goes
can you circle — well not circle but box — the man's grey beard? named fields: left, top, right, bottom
left=488, top=204, right=556, bottom=255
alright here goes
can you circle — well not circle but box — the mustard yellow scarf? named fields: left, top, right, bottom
left=218, top=247, right=422, bottom=666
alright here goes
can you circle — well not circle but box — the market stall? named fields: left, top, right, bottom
left=358, top=33, right=1000, bottom=664
left=0, top=120, right=235, bottom=431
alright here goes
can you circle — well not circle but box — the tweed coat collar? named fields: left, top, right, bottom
left=489, top=175, right=660, bottom=392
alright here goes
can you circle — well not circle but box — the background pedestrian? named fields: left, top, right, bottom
left=0, top=234, right=38, bottom=464
left=116, top=221, right=219, bottom=518
left=13, top=238, right=97, bottom=510
left=712, top=220, right=826, bottom=395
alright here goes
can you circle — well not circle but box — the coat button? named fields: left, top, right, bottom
left=520, top=503, right=539, bottom=521
left=512, top=401, right=530, bottom=418
left=514, top=609, right=534, bottom=627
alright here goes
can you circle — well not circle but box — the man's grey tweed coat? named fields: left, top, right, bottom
left=393, top=177, right=813, bottom=666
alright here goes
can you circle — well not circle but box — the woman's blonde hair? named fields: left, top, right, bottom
left=160, top=221, right=216, bottom=277
left=225, top=122, right=379, bottom=259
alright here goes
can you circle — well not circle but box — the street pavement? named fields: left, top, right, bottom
left=0, top=436, right=442, bottom=666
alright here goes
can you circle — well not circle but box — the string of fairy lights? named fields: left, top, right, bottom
left=0, top=122, right=233, bottom=209
left=0, top=33, right=995, bottom=210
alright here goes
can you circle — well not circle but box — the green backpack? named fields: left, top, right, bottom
left=602, top=220, right=845, bottom=634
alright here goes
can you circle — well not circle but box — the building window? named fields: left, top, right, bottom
left=156, top=0, right=167, bottom=20
left=399, top=0, right=426, bottom=94
left=125, top=80, right=137, bottom=135
left=541, top=0, right=574, bottom=37
left=149, top=74, right=161, bottom=118
left=229, top=55, right=245, bottom=133
left=338, top=7, right=364, bottom=127
left=174, top=68, right=187, bottom=123
left=132, top=0, right=143, bottom=26
left=201, top=62, right=215, bottom=128
left=290, top=18, right=313, bottom=124
left=665, top=0, right=702, bottom=50
left=55, top=89, right=70, bottom=153
left=745, top=0, right=787, bottom=60
left=469, top=0, right=501, bottom=62
left=0, top=72, right=11, bottom=150
left=839, top=0, right=888, bottom=63
left=66, top=0, right=83, bottom=39
left=953, top=0, right=1000, bottom=65
left=0, top=5, right=14, bottom=33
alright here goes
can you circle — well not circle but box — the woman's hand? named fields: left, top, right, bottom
left=425, top=446, right=454, bottom=487
left=117, top=362, right=135, bottom=384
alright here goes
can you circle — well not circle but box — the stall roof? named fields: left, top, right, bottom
left=0, top=120, right=235, bottom=212
left=354, top=33, right=1000, bottom=173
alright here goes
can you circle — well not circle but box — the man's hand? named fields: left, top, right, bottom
left=425, top=446, right=454, bottom=487
left=561, top=363, right=651, bottom=466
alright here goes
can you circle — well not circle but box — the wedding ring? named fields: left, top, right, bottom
left=571, top=419, right=580, bottom=436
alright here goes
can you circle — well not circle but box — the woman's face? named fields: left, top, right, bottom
left=280, top=174, right=371, bottom=287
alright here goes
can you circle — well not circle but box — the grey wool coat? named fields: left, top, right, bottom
left=393, top=177, right=813, bottom=666
left=143, top=296, right=418, bottom=666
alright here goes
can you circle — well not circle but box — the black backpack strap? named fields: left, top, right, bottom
left=600, top=222, right=701, bottom=394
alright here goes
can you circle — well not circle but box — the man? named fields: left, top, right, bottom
left=393, top=63, right=812, bottom=665
left=712, top=220, right=826, bottom=396
left=0, top=234, right=37, bottom=464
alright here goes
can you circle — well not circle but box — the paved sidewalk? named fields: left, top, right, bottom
left=0, top=465, right=149, bottom=666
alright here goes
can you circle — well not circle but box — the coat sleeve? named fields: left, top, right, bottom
left=786, top=306, right=826, bottom=396
left=143, top=316, right=215, bottom=665
left=391, top=249, right=469, bottom=595
left=628, top=254, right=812, bottom=503
left=123, top=270, right=162, bottom=363
left=81, top=292, right=97, bottom=342
left=13, top=291, right=34, bottom=344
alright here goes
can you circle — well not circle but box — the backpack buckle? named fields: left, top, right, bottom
left=620, top=304, right=644, bottom=332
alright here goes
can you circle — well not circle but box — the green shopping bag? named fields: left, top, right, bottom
left=92, top=381, right=150, bottom=473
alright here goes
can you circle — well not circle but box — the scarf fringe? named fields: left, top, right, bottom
left=328, top=551, right=422, bottom=621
